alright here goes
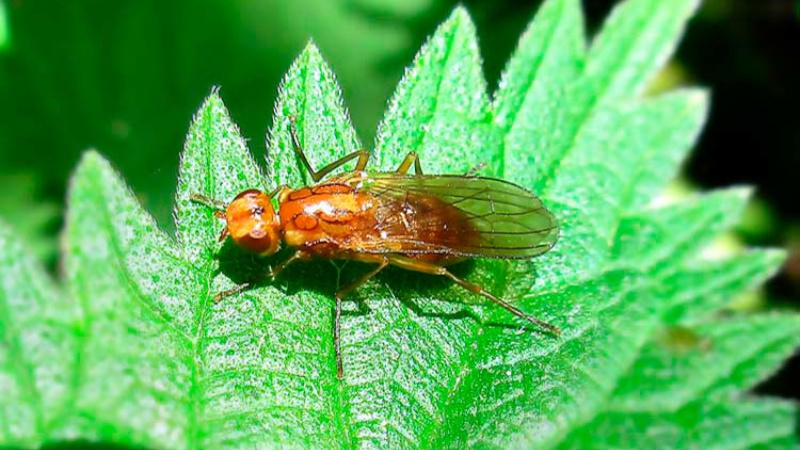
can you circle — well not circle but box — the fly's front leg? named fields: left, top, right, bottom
left=190, top=193, right=227, bottom=211
left=332, top=258, right=389, bottom=379
left=189, top=193, right=230, bottom=243
left=267, top=250, right=309, bottom=279
left=387, top=255, right=561, bottom=336
left=395, top=151, right=424, bottom=176
left=212, top=250, right=309, bottom=302
left=289, top=116, right=371, bottom=181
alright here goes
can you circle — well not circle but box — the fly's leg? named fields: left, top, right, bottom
left=332, top=258, right=389, bottom=379
left=387, top=255, right=561, bottom=336
left=190, top=193, right=227, bottom=211
left=266, top=249, right=309, bottom=279
left=189, top=194, right=229, bottom=242
left=289, top=116, right=370, bottom=181
left=212, top=283, right=252, bottom=302
left=267, top=184, right=290, bottom=198
left=464, top=162, right=486, bottom=177
left=212, top=250, right=309, bottom=302
left=395, top=151, right=424, bottom=176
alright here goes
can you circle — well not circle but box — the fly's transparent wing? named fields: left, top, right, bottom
left=363, top=174, right=559, bottom=259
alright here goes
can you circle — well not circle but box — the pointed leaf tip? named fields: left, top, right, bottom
left=268, top=40, right=358, bottom=188
left=727, top=185, right=755, bottom=203
left=374, top=3, right=488, bottom=173
left=175, top=88, right=263, bottom=264
left=202, top=88, right=223, bottom=108
left=73, top=149, right=112, bottom=180
left=78, top=148, right=103, bottom=164
left=685, top=88, right=710, bottom=108
left=436, top=5, right=478, bottom=41
left=301, top=39, right=322, bottom=57
left=493, top=0, right=586, bottom=182
left=587, top=0, right=703, bottom=101
left=447, top=5, right=473, bottom=25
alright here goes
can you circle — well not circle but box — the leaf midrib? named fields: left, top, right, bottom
left=186, top=111, right=220, bottom=450
left=291, top=48, right=358, bottom=449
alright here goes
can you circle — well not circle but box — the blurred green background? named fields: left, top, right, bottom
left=0, top=0, right=797, bottom=399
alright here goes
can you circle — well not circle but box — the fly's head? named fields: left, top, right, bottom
left=224, top=189, right=281, bottom=256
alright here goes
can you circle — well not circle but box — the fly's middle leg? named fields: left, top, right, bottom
left=395, top=151, right=424, bottom=176
left=332, top=257, right=389, bottom=379
left=386, top=255, right=561, bottom=336
left=288, top=116, right=371, bottom=181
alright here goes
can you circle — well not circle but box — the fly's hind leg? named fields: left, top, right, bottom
left=387, top=255, right=561, bottom=336
left=395, top=152, right=481, bottom=177
left=395, top=151, right=424, bottom=176
left=464, top=161, right=487, bottom=177
left=332, top=258, right=389, bottom=379
left=289, top=116, right=370, bottom=181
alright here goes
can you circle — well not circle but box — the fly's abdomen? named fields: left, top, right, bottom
left=372, top=191, right=481, bottom=262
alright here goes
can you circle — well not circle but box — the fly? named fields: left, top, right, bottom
left=191, top=118, right=561, bottom=379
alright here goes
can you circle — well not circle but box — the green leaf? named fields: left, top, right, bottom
left=374, top=7, right=491, bottom=174
left=0, top=173, right=59, bottom=262
left=1, top=1, right=799, bottom=449
left=65, top=151, right=198, bottom=448
left=610, top=314, right=800, bottom=412
left=557, top=399, right=799, bottom=450
left=0, top=223, right=77, bottom=448
left=268, top=43, right=361, bottom=188
left=586, top=0, right=700, bottom=100
left=492, top=0, right=585, bottom=184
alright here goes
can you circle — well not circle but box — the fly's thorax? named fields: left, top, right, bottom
left=279, top=183, right=377, bottom=249
left=224, top=189, right=281, bottom=255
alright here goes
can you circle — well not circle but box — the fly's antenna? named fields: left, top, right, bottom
left=190, top=193, right=227, bottom=212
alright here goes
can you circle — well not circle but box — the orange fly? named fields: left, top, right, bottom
left=191, top=118, right=560, bottom=379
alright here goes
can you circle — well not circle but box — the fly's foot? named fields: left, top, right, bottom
left=213, top=282, right=252, bottom=302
